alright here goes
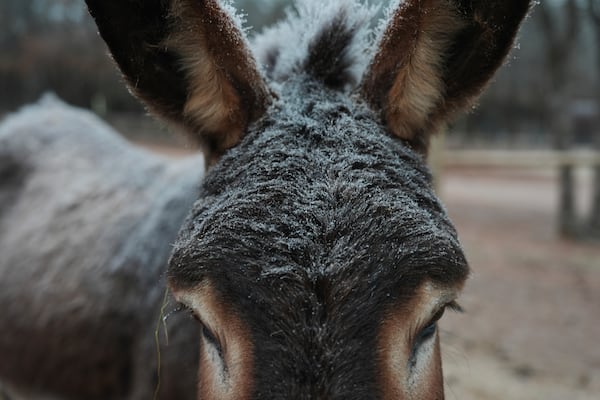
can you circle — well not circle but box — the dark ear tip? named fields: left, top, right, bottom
left=452, top=0, right=533, bottom=22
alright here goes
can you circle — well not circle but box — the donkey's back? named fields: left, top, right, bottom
left=0, top=96, right=203, bottom=400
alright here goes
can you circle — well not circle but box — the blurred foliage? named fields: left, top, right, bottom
left=0, top=0, right=598, bottom=147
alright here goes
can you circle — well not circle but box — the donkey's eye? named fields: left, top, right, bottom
left=188, top=312, right=222, bottom=350
left=201, top=325, right=221, bottom=351
left=414, top=301, right=462, bottom=347
left=196, top=320, right=224, bottom=359
left=416, top=307, right=445, bottom=344
left=418, top=321, right=438, bottom=342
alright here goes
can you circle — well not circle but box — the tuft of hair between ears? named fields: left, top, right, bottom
left=252, top=0, right=378, bottom=91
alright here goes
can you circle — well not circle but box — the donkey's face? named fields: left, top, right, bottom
left=86, top=0, right=531, bottom=399
left=168, top=82, right=469, bottom=399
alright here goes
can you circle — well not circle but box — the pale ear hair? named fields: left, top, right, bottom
left=85, top=0, right=272, bottom=160
left=360, top=0, right=532, bottom=154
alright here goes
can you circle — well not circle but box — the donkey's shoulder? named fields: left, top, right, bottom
left=0, top=94, right=205, bottom=231
left=0, top=94, right=136, bottom=166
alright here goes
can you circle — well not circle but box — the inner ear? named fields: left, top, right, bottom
left=85, top=0, right=272, bottom=161
left=359, top=0, right=532, bottom=154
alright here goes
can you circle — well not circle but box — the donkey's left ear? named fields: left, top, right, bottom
left=85, top=0, right=272, bottom=159
left=360, top=0, right=532, bottom=154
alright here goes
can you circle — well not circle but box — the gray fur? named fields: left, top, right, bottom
left=252, top=0, right=377, bottom=89
left=0, top=95, right=204, bottom=400
left=169, top=78, right=468, bottom=399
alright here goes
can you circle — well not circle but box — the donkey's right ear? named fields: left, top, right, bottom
left=359, top=0, right=531, bottom=154
left=85, top=0, right=272, bottom=159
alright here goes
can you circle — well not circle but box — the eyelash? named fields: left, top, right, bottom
left=416, top=301, right=463, bottom=344
left=446, top=300, right=464, bottom=314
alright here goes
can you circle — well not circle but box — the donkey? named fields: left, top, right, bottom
left=0, top=94, right=204, bottom=399
left=0, top=0, right=530, bottom=399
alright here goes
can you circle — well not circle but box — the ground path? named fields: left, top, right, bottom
left=440, top=167, right=600, bottom=400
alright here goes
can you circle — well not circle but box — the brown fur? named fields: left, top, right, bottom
left=173, top=283, right=254, bottom=400
left=424, top=334, right=445, bottom=400
left=362, top=0, right=465, bottom=151
left=378, top=282, right=460, bottom=400
left=360, top=0, right=531, bottom=154
left=165, top=0, right=272, bottom=158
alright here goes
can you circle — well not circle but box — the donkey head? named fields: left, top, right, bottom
left=86, top=0, right=530, bottom=399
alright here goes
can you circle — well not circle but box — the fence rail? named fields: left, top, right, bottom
left=441, top=150, right=600, bottom=168
left=433, top=148, right=600, bottom=238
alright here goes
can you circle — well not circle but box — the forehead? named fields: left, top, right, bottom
left=168, top=85, right=468, bottom=298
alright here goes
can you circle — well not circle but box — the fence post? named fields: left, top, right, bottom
left=590, top=123, right=600, bottom=234
left=556, top=103, right=578, bottom=238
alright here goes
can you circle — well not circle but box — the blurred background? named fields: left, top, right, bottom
left=0, top=0, right=599, bottom=399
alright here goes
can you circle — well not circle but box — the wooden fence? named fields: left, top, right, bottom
left=428, top=144, right=600, bottom=237
left=440, top=149, right=600, bottom=169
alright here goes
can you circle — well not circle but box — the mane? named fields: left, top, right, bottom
left=251, top=0, right=378, bottom=90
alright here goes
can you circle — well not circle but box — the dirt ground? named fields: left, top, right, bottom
left=439, top=167, right=600, bottom=400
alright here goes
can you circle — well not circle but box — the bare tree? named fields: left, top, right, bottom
left=537, top=0, right=580, bottom=237
left=588, top=0, right=600, bottom=234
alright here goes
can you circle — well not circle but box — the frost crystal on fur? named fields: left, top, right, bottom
left=252, top=0, right=378, bottom=89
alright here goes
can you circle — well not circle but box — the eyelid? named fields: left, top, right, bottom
left=430, top=299, right=463, bottom=320
left=176, top=302, right=225, bottom=355
left=414, top=300, right=463, bottom=342
left=430, top=299, right=463, bottom=324
left=202, top=324, right=223, bottom=351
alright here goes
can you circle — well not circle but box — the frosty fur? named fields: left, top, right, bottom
left=169, top=78, right=469, bottom=398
